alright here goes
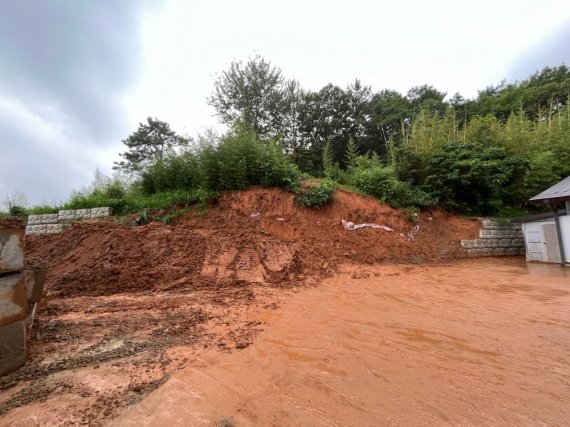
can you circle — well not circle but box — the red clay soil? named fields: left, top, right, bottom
left=0, top=188, right=481, bottom=425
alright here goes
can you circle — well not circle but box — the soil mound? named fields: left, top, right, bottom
left=26, top=187, right=479, bottom=297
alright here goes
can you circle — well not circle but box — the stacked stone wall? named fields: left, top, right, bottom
left=461, top=219, right=525, bottom=257
left=1, top=219, right=47, bottom=375
left=26, top=207, right=111, bottom=234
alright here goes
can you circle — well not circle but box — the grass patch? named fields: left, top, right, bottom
left=63, top=189, right=218, bottom=216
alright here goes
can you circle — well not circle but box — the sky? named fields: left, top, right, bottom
left=1, top=0, right=569, bottom=206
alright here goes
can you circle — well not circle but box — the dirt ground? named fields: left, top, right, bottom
left=113, top=259, right=570, bottom=426
left=0, top=188, right=482, bottom=425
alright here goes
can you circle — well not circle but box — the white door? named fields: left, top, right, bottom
left=523, top=223, right=546, bottom=262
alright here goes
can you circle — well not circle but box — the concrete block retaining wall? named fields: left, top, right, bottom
left=1, top=219, right=48, bottom=375
left=461, top=220, right=525, bottom=257
left=0, top=226, right=24, bottom=272
left=26, top=207, right=111, bottom=234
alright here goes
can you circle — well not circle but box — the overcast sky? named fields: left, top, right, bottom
left=1, top=0, right=569, bottom=206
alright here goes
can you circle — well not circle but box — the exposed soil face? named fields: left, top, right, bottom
left=0, top=188, right=481, bottom=425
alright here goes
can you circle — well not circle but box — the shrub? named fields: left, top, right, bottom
left=8, top=205, right=27, bottom=217
left=393, top=146, right=426, bottom=186
left=140, top=152, right=200, bottom=195
left=424, top=141, right=525, bottom=214
left=350, top=166, right=435, bottom=208
left=198, top=126, right=300, bottom=192
left=294, top=180, right=336, bottom=208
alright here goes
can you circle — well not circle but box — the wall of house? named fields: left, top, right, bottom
left=560, top=215, right=570, bottom=263
left=522, top=216, right=570, bottom=264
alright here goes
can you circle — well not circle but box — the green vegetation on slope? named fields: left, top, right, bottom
left=5, top=61, right=569, bottom=219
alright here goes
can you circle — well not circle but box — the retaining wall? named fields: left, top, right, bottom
left=461, top=219, right=525, bottom=257
left=26, top=207, right=111, bottom=234
left=1, top=219, right=47, bottom=375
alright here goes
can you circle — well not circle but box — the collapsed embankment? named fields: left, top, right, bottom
left=0, top=187, right=481, bottom=425
left=27, top=187, right=480, bottom=297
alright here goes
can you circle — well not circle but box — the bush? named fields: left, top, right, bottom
left=201, top=126, right=301, bottom=191
left=138, top=126, right=301, bottom=194
left=393, top=146, right=426, bottom=186
left=424, top=141, right=525, bottom=214
left=350, top=166, right=435, bottom=208
left=8, top=205, right=27, bottom=217
left=294, top=180, right=336, bottom=208
left=140, top=153, right=200, bottom=195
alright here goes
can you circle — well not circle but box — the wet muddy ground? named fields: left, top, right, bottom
left=113, top=259, right=570, bottom=426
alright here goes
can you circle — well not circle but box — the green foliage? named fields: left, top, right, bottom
left=350, top=166, right=435, bottom=208
left=321, top=141, right=351, bottom=184
left=424, top=141, right=526, bottom=215
left=199, top=126, right=301, bottom=191
left=294, top=180, right=336, bottom=208
left=135, top=126, right=301, bottom=196
left=296, top=80, right=371, bottom=174
left=405, top=208, right=419, bottom=223
left=208, top=55, right=295, bottom=141
left=63, top=189, right=217, bottom=216
left=344, top=137, right=359, bottom=169
left=161, top=208, right=190, bottom=225
left=393, top=146, right=426, bottom=186
left=46, top=61, right=564, bottom=221
left=520, top=151, right=561, bottom=201
left=322, top=141, right=334, bottom=176
left=140, top=152, right=200, bottom=195
left=8, top=205, right=26, bottom=217
left=136, top=209, right=153, bottom=225
left=26, top=205, right=60, bottom=215
left=114, top=117, right=188, bottom=174
left=474, top=65, right=570, bottom=121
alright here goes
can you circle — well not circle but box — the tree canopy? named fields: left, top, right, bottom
left=208, top=55, right=292, bottom=140
left=105, top=60, right=569, bottom=217
left=114, top=117, right=188, bottom=174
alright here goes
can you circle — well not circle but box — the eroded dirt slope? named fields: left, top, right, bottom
left=0, top=188, right=480, bottom=425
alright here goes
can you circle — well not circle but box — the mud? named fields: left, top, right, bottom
left=0, top=188, right=483, bottom=425
left=113, top=259, right=570, bottom=426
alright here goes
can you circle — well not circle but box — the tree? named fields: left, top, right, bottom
left=407, top=84, right=447, bottom=116
left=208, top=55, right=292, bottom=140
left=114, top=117, right=188, bottom=174
left=344, top=137, right=359, bottom=169
left=2, top=190, right=28, bottom=213
left=297, top=81, right=371, bottom=172
left=365, top=89, right=412, bottom=157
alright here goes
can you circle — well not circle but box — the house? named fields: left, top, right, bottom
left=512, top=175, right=570, bottom=265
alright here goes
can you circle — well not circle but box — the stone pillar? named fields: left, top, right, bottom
left=566, top=201, right=570, bottom=215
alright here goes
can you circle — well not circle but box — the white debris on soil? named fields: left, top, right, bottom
left=341, top=219, right=393, bottom=232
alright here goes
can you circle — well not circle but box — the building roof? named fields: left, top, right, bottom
left=511, top=209, right=567, bottom=224
left=529, top=175, right=570, bottom=204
